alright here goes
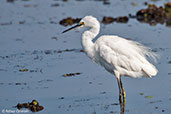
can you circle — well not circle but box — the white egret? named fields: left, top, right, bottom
left=62, top=16, right=158, bottom=103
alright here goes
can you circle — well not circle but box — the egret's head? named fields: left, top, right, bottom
left=62, top=16, right=99, bottom=33
left=80, top=16, right=99, bottom=27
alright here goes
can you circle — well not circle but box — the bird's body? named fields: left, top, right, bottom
left=92, top=35, right=158, bottom=78
left=62, top=15, right=158, bottom=103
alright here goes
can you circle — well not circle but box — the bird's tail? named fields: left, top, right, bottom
left=130, top=40, right=160, bottom=62
left=129, top=40, right=159, bottom=77
left=138, top=43, right=159, bottom=63
left=142, top=63, right=158, bottom=77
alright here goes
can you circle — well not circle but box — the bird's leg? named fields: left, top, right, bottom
left=119, top=78, right=126, bottom=103
left=116, top=76, right=123, bottom=104
left=115, top=71, right=126, bottom=104
left=116, top=77, right=126, bottom=114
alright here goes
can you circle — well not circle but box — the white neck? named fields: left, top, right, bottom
left=81, top=25, right=100, bottom=59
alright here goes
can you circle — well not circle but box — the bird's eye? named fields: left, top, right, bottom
left=80, top=22, right=84, bottom=25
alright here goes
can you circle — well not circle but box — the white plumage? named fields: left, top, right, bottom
left=62, top=15, right=158, bottom=103
left=80, top=16, right=158, bottom=78
left=94, top=35, right=158, bottom=78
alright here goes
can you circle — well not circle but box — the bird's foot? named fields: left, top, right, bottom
left=119, top=94, right=124, bottom=104
left=119, top=89, right=126, bottom=104
left=122, top=88, right=126, bottom=103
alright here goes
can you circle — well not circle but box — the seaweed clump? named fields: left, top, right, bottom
left=59, top=17, right=81, bottom=26
left=63, top=72, right=81, bottom=77
left=16, top=100, right=44, bottom=112
left=101, top=16, right=129, bottom=24
left=136, top=2, right=171, bottom=27
left=165, top=2, right=171, bottom=27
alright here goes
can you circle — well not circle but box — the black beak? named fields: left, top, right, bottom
left=62, top=23, right=82, bottom=33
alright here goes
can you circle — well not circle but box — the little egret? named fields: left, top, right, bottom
left=62, top=16, right=158, bottom=103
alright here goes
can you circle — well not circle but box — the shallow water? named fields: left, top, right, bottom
left=0, top=0, right=171, bottom=114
